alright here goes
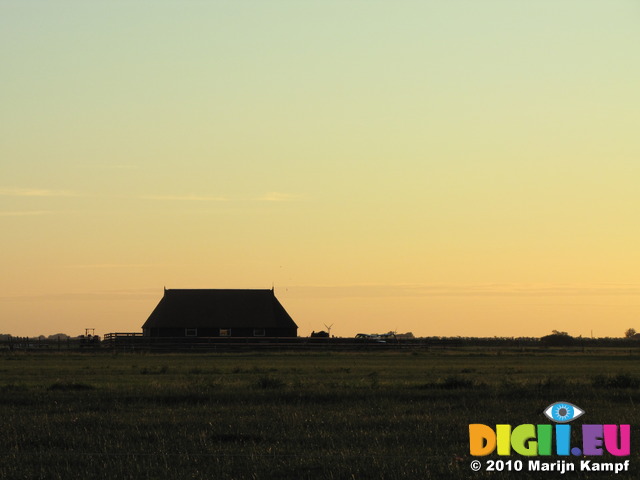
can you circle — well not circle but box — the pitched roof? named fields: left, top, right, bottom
left=142, top=289, right=297, bottom=329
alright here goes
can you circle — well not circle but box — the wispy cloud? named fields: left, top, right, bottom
left=259, top=192, right=301, bottom=202
left=0, top=210, right=53, bottom=217
left=0, top=288, right=160, bottom=302
left=65, top=263, right=187, bottom=269
left=140, top=194, right=228, bottom=202
left=85, top=164, right=139, bottom=170
left=282, top=283, right=640, bottom=298
left=0, top=187, right=82, bottom=197
left=138, top=192, right=301, bottom=203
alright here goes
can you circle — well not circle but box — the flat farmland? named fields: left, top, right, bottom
left=1, top=350, right=640, bottom=479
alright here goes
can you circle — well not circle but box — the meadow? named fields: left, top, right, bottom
left=1, top=349, right=640, bottom=479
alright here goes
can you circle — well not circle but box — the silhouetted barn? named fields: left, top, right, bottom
left=142, top=288, right=298, bottom=337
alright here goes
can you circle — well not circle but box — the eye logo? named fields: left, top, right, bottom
left=543, top=402, right=585, bottom=423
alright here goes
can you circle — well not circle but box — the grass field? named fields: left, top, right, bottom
left=1, top=349, right=640, bottom=479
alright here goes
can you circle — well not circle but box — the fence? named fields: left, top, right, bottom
left=101, top=333, right=424, bottom=352
left=3, top=334, right=640, bottom=353
left=0, top=336, right=101, bottom=351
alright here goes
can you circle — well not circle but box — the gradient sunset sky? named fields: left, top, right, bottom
left=2, top=1, right=639, bottom=338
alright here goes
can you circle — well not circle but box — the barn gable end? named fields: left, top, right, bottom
left=142, top=288, right=297, bottom=337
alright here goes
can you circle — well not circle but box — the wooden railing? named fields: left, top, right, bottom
left=103, top=332, right=143, bottom=340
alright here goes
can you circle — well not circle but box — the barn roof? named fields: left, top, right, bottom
left=142, top=289, right=297, bottom=329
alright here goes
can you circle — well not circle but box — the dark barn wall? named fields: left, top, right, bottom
left=145, top=327, right=297, bottom=338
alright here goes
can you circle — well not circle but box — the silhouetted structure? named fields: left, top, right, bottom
left=142, top=288, right=297, bottom=337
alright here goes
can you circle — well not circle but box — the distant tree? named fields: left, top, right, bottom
left=624, top=328, right=637, bottom=338
left=395, top=332, right=415, bottom=339
left=541, top=331, right=575, bottom=346
left=48, top=333, right=70, bottom=340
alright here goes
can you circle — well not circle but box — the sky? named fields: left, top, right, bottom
left=1, top=1, right=639, bottom=338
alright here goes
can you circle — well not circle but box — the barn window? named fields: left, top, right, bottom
left=219, top=328, right=231, bottom=337
left=253, top=329, right=265, bottom=337
left=185, top=328, right=198, bottom=337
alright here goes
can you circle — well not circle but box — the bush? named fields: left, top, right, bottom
left=255, top=376, right=285, bottom=389
left=140, top=365, right=170, bottom=375
left=419, top=375, right=479, bottom=390
left=592, top=373, right=640, bottom=389
left=48, top=382, right=95, bottom=391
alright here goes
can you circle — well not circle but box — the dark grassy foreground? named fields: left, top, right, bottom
left=2, top=350, right=640, bottom=479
